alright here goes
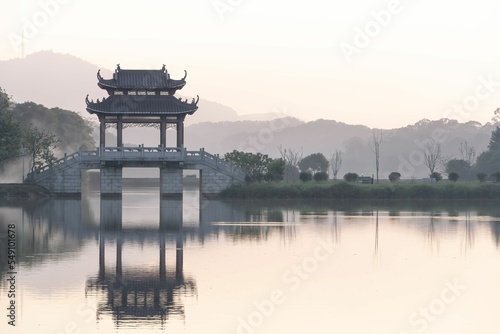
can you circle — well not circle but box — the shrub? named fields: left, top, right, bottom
left=431, top=172, right=442, bottom=182
left=313, top=172, right=329, bottom=182
left=448, top=172, right=459, bottom=182
left=343, top=172, right=358, bottom=183
left=299, top=171, right=313, bottom=182
left=388, top=172, right=401, bottom=182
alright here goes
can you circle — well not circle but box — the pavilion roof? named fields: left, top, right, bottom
left=85, top=94, right=199, bottom=116
left=97, top=65, right=187, bottom=90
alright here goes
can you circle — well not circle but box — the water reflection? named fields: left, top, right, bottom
left=86, top=226, right=195, bottom=326
left=2, top=196, right=500, bottom=333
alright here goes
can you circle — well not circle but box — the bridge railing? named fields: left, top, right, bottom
left=27, top=147, right=246, bottom=182
left=99, top=146, right=184, bottom=160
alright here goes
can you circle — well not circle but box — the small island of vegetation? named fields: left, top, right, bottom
left=221, top=124, right=500, bottom=200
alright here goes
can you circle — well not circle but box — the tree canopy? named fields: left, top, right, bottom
left=12, top=102, right=95, bottom=152
left=223, top=150, right=284, bottom=182
left=488, top=126, right=500, bottom=150
left=298, top=153, right=329, bottom=173
left=475, top=126, right=500, bottom=175
left=0, top=88, right=96, bottom=174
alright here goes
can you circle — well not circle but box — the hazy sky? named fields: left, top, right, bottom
left=1, top=0, right=499, bottom=128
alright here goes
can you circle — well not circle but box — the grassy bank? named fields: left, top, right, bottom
left=0, top=183, right=52, bottom=199
left=220, top=181, right=500, bottom=200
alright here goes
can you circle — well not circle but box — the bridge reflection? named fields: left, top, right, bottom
left=86, top=223, right=195, bottom=325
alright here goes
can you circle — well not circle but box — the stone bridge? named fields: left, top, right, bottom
left=25, top=147, right=246, bottom=197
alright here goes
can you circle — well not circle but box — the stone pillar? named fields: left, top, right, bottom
left=160, top=167, right=183, bottom=199
left=101, top=167, right=123, bottom=197
left=176, top=121, right=184, bottom=148
left=159, top=198, right=183, bottom=230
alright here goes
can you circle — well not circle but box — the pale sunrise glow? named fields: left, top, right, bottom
left=1, top=0, right=499, bottom=128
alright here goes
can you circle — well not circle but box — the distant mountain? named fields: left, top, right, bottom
left=1, top=51, right=498, bottom=179
left=0, top=51, right=287, bottom=124
left=183, top=118, right=496, bottom=178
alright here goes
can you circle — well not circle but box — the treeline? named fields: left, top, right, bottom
left=0, top=87, right=95, bottom=173
left=223, top=122, right=500, bottom=188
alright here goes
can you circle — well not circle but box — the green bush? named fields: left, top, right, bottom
left=431, top=172, right=442, bottom=182
left=299, top=171, right=313, bottom=182
left=389, top=172, right=401, bottom=182
left=448, top=172, right=459, bottom=182
left=313, top=172, right=328, bottom=182
left=343, top=172, right=358, bottom=183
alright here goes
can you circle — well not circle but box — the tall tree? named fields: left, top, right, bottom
left=0, top=88, right=22, bottom=164
left=330, top=150, right=343, bottom=180
left=265, top=158, right=285, bottom=182
left=475, top=126, right=500, bottom=175
left=298, top=153, right=329, bottom=174
left=423, top=140, right=442, bottom=175
left=488, top=126, right=500, bottom=150
left=368, top=129, right=383, bottom=183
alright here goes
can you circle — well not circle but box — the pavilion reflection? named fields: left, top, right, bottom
left=86, top=198, right=196, bottom=326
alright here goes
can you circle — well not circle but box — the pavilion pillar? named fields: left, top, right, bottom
left=117, top=116, right=123, bottom=147
left=160, top=118, right=167, bottom=147
left=99, top=118, right=106, bottom=148
left=176, top=121, right=184, bottom=148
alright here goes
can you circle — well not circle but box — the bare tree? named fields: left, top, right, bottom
left=368, top=129, right=383, bottom=183
left=330, top=149, right=343, bottom=180
left=277, top=145, right=303, bottom=183
left=423, top=140, right=442, bottom=175
left=459, top=141, right=476, bottom=166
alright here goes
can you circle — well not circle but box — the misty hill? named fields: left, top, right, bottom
left=182, top=118, right=496, bottom=179
left=1, top=51, right=498, bottom=179
left=0, top=51, right=281, bottom=124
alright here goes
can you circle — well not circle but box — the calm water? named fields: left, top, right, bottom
left=1, top=188, right=500, bottom=334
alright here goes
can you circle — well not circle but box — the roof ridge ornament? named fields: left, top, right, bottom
left=85, top=94, right=90, bottom=105
left=192, top=95, right=200, bottom=105
left=182, top=70, right=187, bottom=80
left=116, top=63, right=121, bottom=72
left=97, top=69, right=103, bottom=81
left=162, top=64, right=166, bottom=72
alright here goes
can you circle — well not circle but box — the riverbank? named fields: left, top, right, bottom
left=0, top=183, right=52, bottom=199
left=220, top=181, right=500, bottom=200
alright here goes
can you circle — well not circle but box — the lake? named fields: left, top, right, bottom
left=1, top=187, right=500, bottom=334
